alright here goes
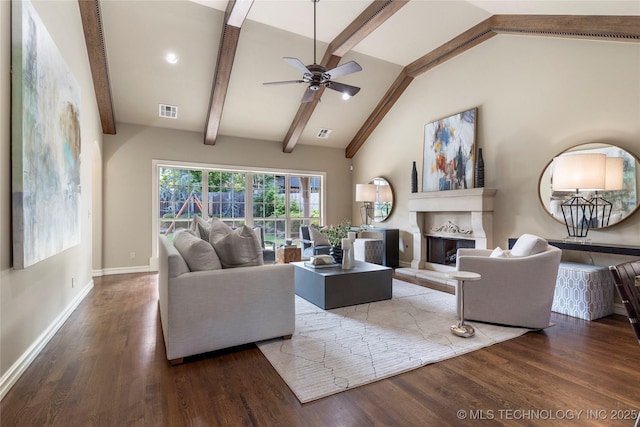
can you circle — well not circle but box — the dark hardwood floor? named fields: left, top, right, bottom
left=2, top=273, right=639, bottom=426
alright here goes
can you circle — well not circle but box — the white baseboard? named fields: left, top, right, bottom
left=93, top=265, right=155, bottom=277
left=0, top=280, right=94, bottom=401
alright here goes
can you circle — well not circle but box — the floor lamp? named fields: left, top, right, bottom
left=552, top=153, right=606, bottom=241
left=356, top=184, right=376, bottom=227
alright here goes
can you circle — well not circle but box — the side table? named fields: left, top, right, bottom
left=276, top=246, right=301, bottom=264
left=447, top=271, right=481, bottom=338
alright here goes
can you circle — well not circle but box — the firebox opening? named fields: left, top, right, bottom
left=427, top=236, right=475, bottom=265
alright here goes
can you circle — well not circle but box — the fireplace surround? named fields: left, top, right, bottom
left=399, top=188, right=497, bottom=284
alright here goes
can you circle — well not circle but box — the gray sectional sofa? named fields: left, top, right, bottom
left=158, top=234, right=295, bottom=364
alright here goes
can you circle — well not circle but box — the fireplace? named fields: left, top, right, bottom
left=407, top=188, right=497, bottom=272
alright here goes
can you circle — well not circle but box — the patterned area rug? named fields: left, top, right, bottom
left=257, top=279, right=529, bottom=403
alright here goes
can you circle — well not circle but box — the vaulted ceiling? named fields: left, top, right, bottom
left=80, top=0, right=640, bottom=158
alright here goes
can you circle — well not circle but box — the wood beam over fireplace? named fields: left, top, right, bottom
left=346, top=15, right=640, bottom=158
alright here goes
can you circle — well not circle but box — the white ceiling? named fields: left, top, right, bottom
left=100, top=0, right=640, bottom=150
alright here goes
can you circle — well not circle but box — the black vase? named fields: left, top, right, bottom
left=411, top=161, right=418, bottom=193
left=330, top=245, right=343, bottom=265
left=475, top=148, right=485, bottom=188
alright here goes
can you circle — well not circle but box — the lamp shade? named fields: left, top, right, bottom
left=378, top=185, right=393, bottom=203
left=605, top=157, right=624, bottom=191
left=552, top=153, right=606, bottom=191
left=355, top=184, right=376, bottom=202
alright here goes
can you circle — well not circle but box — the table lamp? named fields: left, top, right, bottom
left=589, top=156, right=623, bottom=227
left=552, top=153, right=606, bottom=240
left=355, top=184, right=376, bottom=227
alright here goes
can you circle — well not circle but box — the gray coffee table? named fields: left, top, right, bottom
left=292, top=261, right=392, bottom=309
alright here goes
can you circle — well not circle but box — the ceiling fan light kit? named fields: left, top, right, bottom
left=263, top=0, right=362, bottom=103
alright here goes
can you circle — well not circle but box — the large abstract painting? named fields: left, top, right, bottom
left=12, top=0, right=81, bottom=269
left=423, top=108, right=477, bottom=192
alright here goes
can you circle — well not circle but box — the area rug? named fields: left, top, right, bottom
left=257, top=279, right=529, bottom=403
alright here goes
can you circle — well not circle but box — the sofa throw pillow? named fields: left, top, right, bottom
left=162, top=236, right=190, bottom=278
left=209, top=217, right=234, bottom=243
left=191, top=215, right=213, bottom=241
left=309, top=226, right=331, bottom=246
left=210, top=224, right=264, bottom=268
left=510, top=234, right=548, bottom=257
left=173, top=229, right=222, bottom=271
left=490, top=246, right=511, bottom=258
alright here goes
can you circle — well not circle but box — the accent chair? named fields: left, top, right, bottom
left=455, top=234, right=562, bottom=329
left=253, top=226, right=276, bottom=263
left=299, top=226, right=331, bottom=258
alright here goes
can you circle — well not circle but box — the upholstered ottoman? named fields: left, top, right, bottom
left=354, top=238, right=384, bottom=265
left=552, top=262, right=615, bottom=320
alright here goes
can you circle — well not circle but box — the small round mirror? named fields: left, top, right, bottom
left=538, top=143, right=639, bottom=228
left=369, top=177, right=394, bottom=222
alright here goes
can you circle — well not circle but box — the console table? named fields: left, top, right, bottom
left=351, top=227, right=399, bottom=267
left=508, top=239, right=640, bottom=257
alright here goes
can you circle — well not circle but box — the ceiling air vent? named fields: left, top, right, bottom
left=316, top=128, right=332, bottom=139
left=159, top=103, right=178, bottom=119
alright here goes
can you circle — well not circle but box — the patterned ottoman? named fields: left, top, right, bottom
left=354, top=238, right=384, bottom=265
left=552, top=262, right=615, bottom=320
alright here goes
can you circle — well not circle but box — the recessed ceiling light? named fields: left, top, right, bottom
left=165, top=53, right=178, bottom=64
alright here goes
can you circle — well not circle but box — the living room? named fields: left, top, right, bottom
left=1, top=0, right=639, bottom=424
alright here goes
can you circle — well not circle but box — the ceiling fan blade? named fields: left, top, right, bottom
left=283, top=57, right=312, bottom=75
left=301, top=87, right=317, bottom=103
left=324, top=61, right=362, bottom=80
left=263, top=80, right=305, bottom=86
left=325, top=81, right=360, bottom=97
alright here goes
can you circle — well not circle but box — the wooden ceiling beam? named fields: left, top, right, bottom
left=78, top=0, right=116, bottom=135
left=491, top=15, right=640, bottom=41
left=346, top=15, right=640, bottom=159
left=404, top=17, right=496, bottom=77
left=282, top=0, right=409, bottom=153
left=282, top=55, right=341, bottom=153
left=346, top=17, right=495, bottom=158
left=204, top=24, right=241, bottom=145
left=326, top=0, right=410, bottom=58
left=204, top=0, right=254, bottom=145
left=345, top=71, right=413, bottom=158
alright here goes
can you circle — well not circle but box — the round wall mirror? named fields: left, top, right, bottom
left=369, top=177, right=394, bottom=222
left=538, top=143, right=640, bottom=229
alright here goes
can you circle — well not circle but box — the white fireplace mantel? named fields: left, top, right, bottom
left=408, top=188, right=497, bottom=270
left=408, top=188, right=497, bottom=213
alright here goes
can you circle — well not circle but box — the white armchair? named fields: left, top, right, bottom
left=455, top=235, right=562, bottom=329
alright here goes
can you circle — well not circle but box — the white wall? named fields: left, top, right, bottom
left=352, top=35, right=640, bottom=265
left=0, top=0, right=103, bottom=388
left=101, top=124, right=352, bottom=272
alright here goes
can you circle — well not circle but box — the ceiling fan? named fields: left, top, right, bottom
left=262, top=0, right=362, bottom=103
